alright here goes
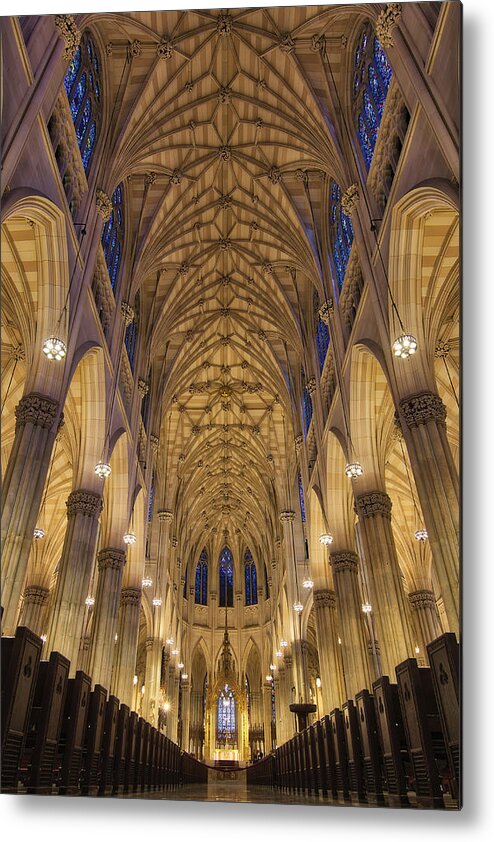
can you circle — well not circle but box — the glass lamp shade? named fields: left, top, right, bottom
left=270, top=664, right=276, bottom=671
left=345, top=462, right=364, bottom=479
left=181, top=673, right=188, bottom=681
left=393, top=334, right=417, bottom=359
left=415, top=529, right=429, bottom=541
left=280, top=639, right=288, bottom=648
left=166, top=638, right=174, bottom=645
left=33, top=527, right=45, bottom=539
left=319, top=533, right=333, bottom=545
left=275, top=650, right=282, bottom=658
left=265, top=675, right=273, bottom=682
left=95, top=461, right=111, bottom=479
left=152, top=597, right=162, bottom=607
left=177, top=662, right=184, bottom=669
left=362, top=602, right=372, bottom=614
left=123, top=531, right=137, bottom=545
left=293, top=601, right=303, bottom=614
left=85, top=596, right=95, bottom=607
left=171, top=648, right=179, bottom=656
left=142, top=577, right=153, bottom=588
left=302, top=576, right=314, bottom=589
left=42, top=336, right=67, bottom=361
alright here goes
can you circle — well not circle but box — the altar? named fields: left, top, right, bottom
left=213, top=748, right=239, bottom=762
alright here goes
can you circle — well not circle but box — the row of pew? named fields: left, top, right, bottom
left=247, top=632, right=460, bottom=809
left=1, top=626, right=207, bottom=795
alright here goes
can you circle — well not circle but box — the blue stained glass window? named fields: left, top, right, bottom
left=219, top=547, right=234, bottom=607
left=301, top=367, right=313, bottom=437
left=313, top=289, right=330, bottom=372
left=102, top=184, right=125, bottom=294
left=217, top=687, right=235, bottom=738
left=63, top=31, right=101, bottom=176
left=353, top=26, right=392, bottom=169
left=329, top=179, right=354, bottom=291
left=264, top=563, right=270, bottom=599
left=195, top=548, right=208, bottom=605
left=147, top=471, right=155, bottom=522
left=183, top=565, right=188, bottom=598
left=374, top=37, right=392, bottom=87
left=244, top=548, right=257, bottom=606
left=298, top=470, right=306, bottom=524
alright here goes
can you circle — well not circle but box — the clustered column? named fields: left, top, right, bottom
left=313, top=589, right=345, bottom=713
left=1, top=393, right=59, bottom=634
left=18, top=585, right=50, bottom=637
left=112, top=586, right=142, bottom=707
left=88, top=547, right=127, bottom=689
left=408, top=589, right=443, bottom=659
left=330, top=551, right=371, bottom=699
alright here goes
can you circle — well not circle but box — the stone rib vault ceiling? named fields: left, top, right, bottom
left=93, top=6, right=358, bottom=554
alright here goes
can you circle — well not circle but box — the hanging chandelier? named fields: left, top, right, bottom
left=33, top=527, right=45, bottom=539
left=142, top=577, right=153, bottom=588
left=85, top=596, right=95, bottom=607
left=123, top=531, right=137, bottom=545
left=393, top=334, right=418, bottom=360
left=345, top=462, right=364, bottom=479
left=152, top=597, right=162, bottom=607
left=42, top=336, right=67, bottom=361
left=319, top=533, right=333, bottom=545
left=293, top=600, right=303, bottom=614
left=415, top=529, right=428, bottom=541
left=362, top=602, right=372, bottom=614
left=95, top=461, right=111, bottom=479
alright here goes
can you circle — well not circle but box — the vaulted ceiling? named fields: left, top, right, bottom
left=88, top=6, right=367, bottom=556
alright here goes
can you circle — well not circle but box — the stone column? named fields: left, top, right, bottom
left=180, top=679, right=191, bottom=750
left=111, top=586, right=142, bottom=707
left=313, top=589, right=345, bottom=713
left=282, top=655, right=296, bottom=740
left=262, top=683, right=273, bottom=753
left=330, top=551, right=372, bottom=698
left=167, top=671, right=180, bottom=743
left=398, top=393, right=459, bottom=633
left=274, top=669, right=285, bottom=746
left=408, top=589, right=443, bottom=658
left=18, top=585, right=50, bottom=636
left=279, top=510, right=309, bottom=703
left=2, top=393, right=59, bottom=634
left=45, top=489, right=102, bottom=670
left=143, top=636, right=163, bottom=727
left=355, top=491, right=414, bottom=677
left=87, top=548, right=126, bottom=689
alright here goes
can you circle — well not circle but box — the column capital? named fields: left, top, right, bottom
left=158, top=509, right=174, bottom=522
left=95, top=188, right=112, bottom=222
left=399, top=391, right=447, bottom=428
left=306, top=376, right=317, bottom=395
left=318, top=299, right=334, bottom=325
left=54, top=14, right=81, bottom=60
left=15, top=393, right=59, bottom=432
left=279, top=510, right=295, bottom=523
left=146, top=636, right=155, bottom=651
left=120, top=587, right=141, bottom=607
left=171, top=535, right=178, bottom=548
left=138, top=378, right=149, bottom=397
left=294, top=434, right=304, bottom=453
left=150, top=434, right=159, bottom=454
left=408, top=589, right=437, bottom=610
left=375, top=3, right=402, bottom=48
left=97, top=547, right=126, bottom=571
left=330, top=550, right=359, bottom=573
left=66, top=489, right=102, bottom=519
left=313, top=589, right=336, bottom=610
left=341, top=183, right=359, bottom=216
left=355, top=491, right=392, bottom=520
left=120, top=301, right=135, bottom=326
left=23, top=585, right=50, bottom=605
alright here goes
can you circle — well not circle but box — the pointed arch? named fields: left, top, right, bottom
left=219, top=545, right=233, bottom=607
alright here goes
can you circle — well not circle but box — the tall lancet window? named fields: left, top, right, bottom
left=301, top=367, right=312, bottom=438
left=313, top=289, right=330, bottom=372
left=329, top=180, right=354, bottom=292
left=219, top=547, right=234, bottom=607
left=217, top=685, right=236, bottom=741
left=125, top=293, right=139, bottom=372
left=63, top=31, right=101, bottom=175
left=101, top=183, right=125, bottom=294
left=353, top=26, right=393, bottom=169
left=195, top=547, right=208, bottom=605
left=244, top=548, right=257, bottom=606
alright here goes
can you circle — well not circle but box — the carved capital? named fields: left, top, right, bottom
left=23, top=585, right=50, bottom=606
left=66, top=489, right=103, bottom=519
left=158, top=509, right=174, bottom=523
left=330, top=551, right=359, bottom=573
left=408, top=589, right=437, bottom=611
left=217, top=13, right=233, bottom=35
left=341, top=183, right=359, bottom=216
left=313, top=589, right=336, bottom=610
left=318, top=299, right=334, bottom=324
left=138, top=378, right=149, bottom=397
left=95, top=188, right=112, bottom=222
left=15, top=393, right=59, bottom=432
left=294, top=434, right=304, bottom=453
left=55, top=14, right=81, bottom=61
left=279, top=510, right=296, bottom=523
left=306, top=376, right=317, bottom=395
left=157, top=35, right=174, bottom=59
left=311, top=34, right=326, bottom=52
left=121, top=587, right=141, bottom=607
left=120, top=301, right=134, bottom=326
left=355, top=491, right=392, bottom=520
left=150, top=434, right=159, bottom=454
left=279, top=33, right=295, bottom=53
left=146, top=636, right=154, bottom=651
left=171, top=536, right=178, bottom=548
left=376, top=4, right=402, bottom=48
left=399, top=392, right=447, bottom=428
left=97, top=547, right=126, bottom=571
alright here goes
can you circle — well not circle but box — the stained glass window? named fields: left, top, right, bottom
left=183, top=564, right=188, bottom=599
left=329, top=180, right=354, bottom=292
left=63, top=31, right=101, bottom=175
left=313, top=290, right=330, bottom=372
left=353, top=26, right=393, bottom=169
left=147, top=470, right=155, bottom=522
left=298, top=470, right=306, bottom=524
left=301, top=367, right=312, bottom=438
left=219, top=547, right=234, bottom=607
left=264, top=563, right=270, bottom=599
left=101, top=183, right=125, bottom=294
left=217, top=685, right=236, bottom=740
left=195, top=548, right=208, bottom=605
left=125, top=294, right=139, bottom=372
left=244, top=548, right=258, bottom=606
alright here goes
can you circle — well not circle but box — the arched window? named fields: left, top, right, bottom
left=313, top=289, right=330, bottom=372
left=353, top=26, right=393, bottom=169
left=183, top=564, right=188, bottom=599
left=147, top=470, right=155, bottom=522
left=244, top=548, right=257, bottom=606
left=63, top=31, right=101, bottom=175
left=301, top=367, right=312, bottom=438
left=264, top=563, right=270, bottom=599
left=329, top=180, right=354, bottom=292
left=219, top=547, right=234, bottom=607
left=217, top=686, right=236, bottom=741
left=125, top=294, right=139, bottom=373
left=195, top=548, right=208, bottom=605
left=101, top=183, right=125, bottom=294
left=298, top=470, right=306, bottom=524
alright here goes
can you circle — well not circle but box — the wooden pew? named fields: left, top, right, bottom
left=320, top=714, right=338, bottom=800
left=355, top=688, right=385, bottom=804
left=123, top=710, right=138, bottom=793
left=372, top=676, right=409, bottom=806
left=81, top=684, right=107, bottom=795
left=342, top=699, right=366, bottom=803
left=25, top=651, right=70, bottom=794
left=98, top=694, right=119, bottom=795
left=112, top=703, right=130, bottom=794
left=58, top=670, right=91, bottom=794
left=330, top=707, right=350, bottom=802
left=427, top=633, right=460, bottom=802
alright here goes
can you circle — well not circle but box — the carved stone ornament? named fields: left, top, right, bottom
left=313, top=589, right=336, bottom=609
left=219, top=145, right=232, bottom=161
left=307, top=376, right=317, bottom=395
left=279, top=510, right=296, bottom=523
left=120, top=301, right=135, bottom=326
left=129, top=39, right=142, bottom=57
left=95, top=188, right=112, bottom=222
left=15, top=393, right=59, bottom=431
left=330, top=551, right=359, bottom=573
left=23, top=585, right=50, bottom=605
left=54, top=15, right=81, bottom=61
left=341, top=183, right=360, bottom=217
left=294, top=434, right=304, bottom=453
left=219, top=195, right=232, bottom=210
left=217, top=13, right=233, bottom=35
left=150, top=434, right=159, bottom=453
left=311, top=34, right=326, bottom=52
left=355, top=491, right=392, bottom=520
left=66, top=489, right=103, bottom=519
left=121, top=587, right=141, bottom=607
left=279, top=33, right=295, bottom=53
left=157, top=509, right=174, bottom=522
left=145, top=171, right=157, bottom=185
left=218, top=86, right=232, bottom=103
left=375, top=3, right=402, bottom=48
left=138, top=378, right=149, bottom=397
left=408, top=589, right=437, bottom=610
left=171, top=536, right=178, bottom=548
left=97, top=547, right=126, bottom=571
left=157, top=35, right=174, bottom=59
left=318, top=299, right=334, bottom=324
left=219, top=238, right=232, bottom=251
left=399, top=392, right=447, bottom=428
left=268, top=167, right=282, bottom=184
left=435, top=340, right=451, bottom=358
left=170, top=170, right=183, bottom=184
